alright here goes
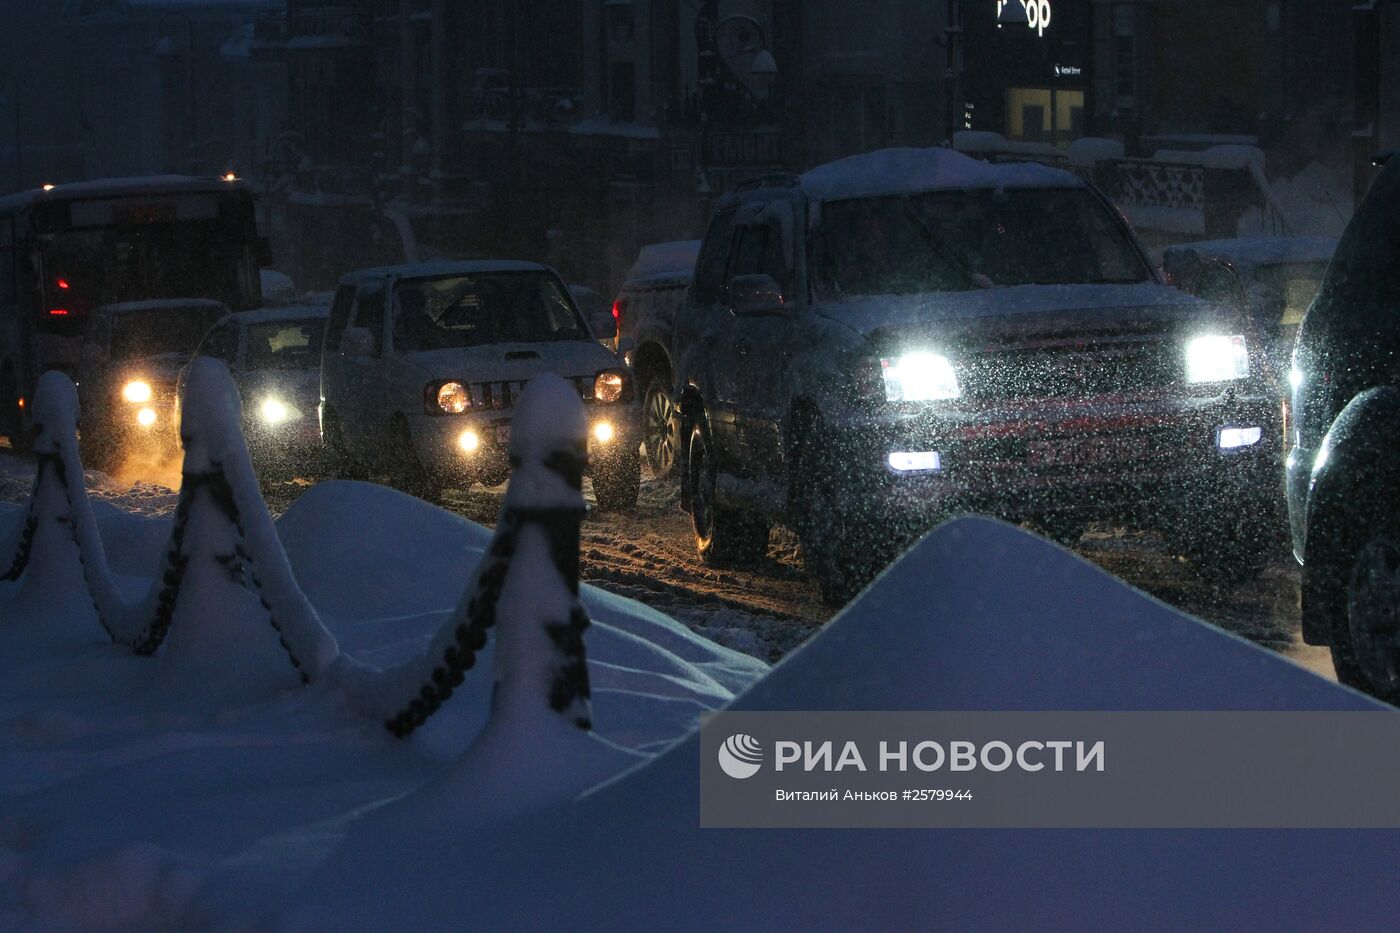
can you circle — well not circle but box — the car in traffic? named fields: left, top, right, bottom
left=76, top=298, right=230, bottom=470
left=320, top=261, right=640, bottom=508
left=1286, top=154, right=1400, bottom=704
left=1162, top=236, right=1337, bottom=382
left=672, top=148, right=1280, bottom=604
left=611, top=240, right=701, bottom=479
left=190, top=303, right=330, bottom=477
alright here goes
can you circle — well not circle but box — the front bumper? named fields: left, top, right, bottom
left=409, top=401, right=641, bottom=487
left=824, top=387, right=1281, bottom=534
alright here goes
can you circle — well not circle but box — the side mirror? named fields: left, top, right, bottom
left=341, top=326, right=374, bottom=357
left=589, top=310, right=617, bottom=339
left=730, top=273, right=788, bottom=316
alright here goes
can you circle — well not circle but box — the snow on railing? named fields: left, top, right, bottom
left=1, top=366, right=339, bottom=687
left=127, top=359, right=341, bottom=686
left=4, top=367, right=597, bottom=739
left=340, top=374, right=595, bottom=738
left=0, top=372, right=142, bottom=644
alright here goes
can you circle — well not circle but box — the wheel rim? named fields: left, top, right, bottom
left=644, top=386, right=677, bottom=476
left=1347, top=534, right=1400, bottom=689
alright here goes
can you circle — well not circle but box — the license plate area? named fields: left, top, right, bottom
left=1025, top=434, right=1151, bottom=467
left=494, top=422, right=511, bottom=447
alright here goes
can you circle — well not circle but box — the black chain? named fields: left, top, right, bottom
left=0, top=458, right=46, bottom=582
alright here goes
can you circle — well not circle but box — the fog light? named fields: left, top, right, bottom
left=592, top=421, right=616, bottom=443
left=458, top=429, right=480, bottom=453
left=888, top=451, right=941, bottom=472
left=260, top=398, right=289, bottom=424
left=1218, top=426, right=1262, bottom=450
left=123, top=380, right=152, bottom=403
left=136, top=408, right=157, bottom=428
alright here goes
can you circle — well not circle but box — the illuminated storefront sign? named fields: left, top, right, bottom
left=997, top=0, right=1053, bottom=39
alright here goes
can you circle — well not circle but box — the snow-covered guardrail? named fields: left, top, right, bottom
left=1, top=366, right=597, bottom=742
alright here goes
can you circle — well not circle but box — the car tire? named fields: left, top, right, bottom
left=1319, top=510, right=1400, bottom=705
left=323, top=408, right=367, bottom=481
left=592, top=442, right=641, bottom=511
left=641, top=379, right=680, bottom=481
left=688, top=421, right=770, bottom=566
left=385, top=418, right=440, bottom=504
left=789, top=416, right=883, bottom=607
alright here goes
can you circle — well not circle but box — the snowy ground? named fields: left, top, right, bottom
left=0, top=446, right=1325, bottom=677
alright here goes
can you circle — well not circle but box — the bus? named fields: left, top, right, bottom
left=0, top=176, right=269, bottom=447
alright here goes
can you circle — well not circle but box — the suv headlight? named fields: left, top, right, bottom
left=427, top=380, right=470, bottom=414
left=1186, top=335, right=1249, bottom=384
left=594, top=370, right=628, bottom=403
left=880, top=352, right=961, bottom=402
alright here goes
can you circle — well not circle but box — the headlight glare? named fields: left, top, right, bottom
left=260, top=397, right=290, bottom=424
left=595, top=371, right=626, bottom=403
left=436, top=381, right=470, bottom=414
left=1186, top=335, right=1249, bottom=383
left=122, top=380, right=152, bottom=403
left=880, top=352, right=961, bottom=402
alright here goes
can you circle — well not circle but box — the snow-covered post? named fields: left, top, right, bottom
left=129, top=359, right=339, bottom=692
left=0, top=372, right=137, bottom=644
left=376, top=374, right=594, bottom=737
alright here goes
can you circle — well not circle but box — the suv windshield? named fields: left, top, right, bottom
left=812, top=187, right=1152, bottom=298
left=109, top=306, right=225, bottom=360
left=392, top=272, right=588, bottom=352
left=245, top=319, right=326, bottom=371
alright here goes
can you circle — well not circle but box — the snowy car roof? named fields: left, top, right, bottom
left=339, top=260, right=553, bottom=283
left=0, top=175, right=250, bottom=212
left=227, top=305, right=330, bottom=326
left=95, top=299, right=230, bottom=315
left=623, top=240, right=702, bottom=285
left=795, top=147, right=1084, bottom=203
left=1162, top=236, right=1338, bottom=271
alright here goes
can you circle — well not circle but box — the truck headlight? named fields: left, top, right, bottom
left=260, top=397, right=290, bottom=424
left=1186, top=335, right=1249, bottom=383
left=594, top=370, right=627, bottom=403
left=880, top=352, right=961, bottom=402
left=123, top=380, right=152, bottom=403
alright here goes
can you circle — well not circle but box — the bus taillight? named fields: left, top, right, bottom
left=48, top=308, right=70, bottom=317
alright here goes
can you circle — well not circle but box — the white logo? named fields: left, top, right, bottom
left=718, top=733, right=763, bottom=779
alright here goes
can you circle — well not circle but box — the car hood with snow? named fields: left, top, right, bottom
left=816, top=282, right=1229, bottom=346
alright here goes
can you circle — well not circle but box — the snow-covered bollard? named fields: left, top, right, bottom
left=0, top=372, right=135, bottom=646
left=378, top=373, right=595, bottom=738
left=129, top=359, right=339, bottom=697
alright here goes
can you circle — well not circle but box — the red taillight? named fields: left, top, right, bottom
left=611, top=300, right=621, bottom=329
left=48, top=308, right=69, bottom=317
left=56, top=278, right=70, bottom=290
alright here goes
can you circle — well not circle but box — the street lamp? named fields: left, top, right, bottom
left=0, top=71, right=22, bottom=191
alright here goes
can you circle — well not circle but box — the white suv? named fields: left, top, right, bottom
left=321, top=261, right=640, bottom=508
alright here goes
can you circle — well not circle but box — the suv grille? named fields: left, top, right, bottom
left=466, top=376, right=595, bottom=410
left=957, top=326, right=1181, bottom=401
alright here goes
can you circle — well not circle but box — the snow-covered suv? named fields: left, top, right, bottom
left=673, top=148, right=1279, bottom=604
left=321, top=261, right=640, bottom=508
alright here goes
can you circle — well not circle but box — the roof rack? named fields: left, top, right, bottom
left=731, top=173, right=801, bottom=193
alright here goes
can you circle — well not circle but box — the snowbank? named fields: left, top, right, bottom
left=278, top=517, right=1392, bottom=931
left=624, top=240, right=701, bottom=284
